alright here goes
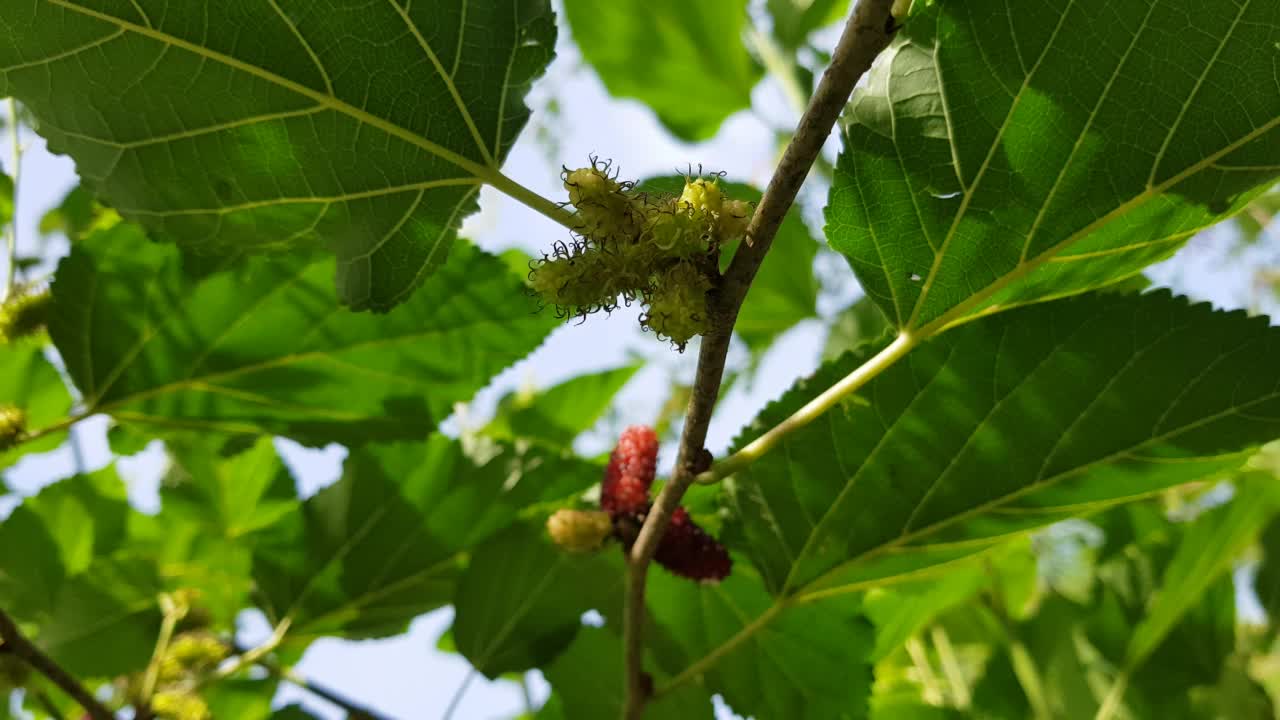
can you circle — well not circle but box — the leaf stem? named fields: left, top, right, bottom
left=4, top=97, right=21, bottom=301
left=478, top=167, right=580, bottom=233
left=653, top=600, right=789, bottom=697
left=697, top=331, right=917, bottom=484
left=619, top=3, right=899, bottom=718
left=138, top=594, right=182, bottom=714
left=905, top=635, right=945, bottom=705
left=212, top=618, right=290, bottom=682
left=1094, top=669, right=1129, bottom=720
left=0, top=608, right=116, bottom=720
left=930, top=625, right=970, bottom=709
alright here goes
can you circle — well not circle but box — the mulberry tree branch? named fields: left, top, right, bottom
left=0, top=608, right=116, bottom=720
left=620, top=2, right=899, bottom=718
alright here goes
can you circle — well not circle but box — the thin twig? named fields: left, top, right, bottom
left=4, top=97, right=22, bottom=302
left=0, top=608, right=115, bottom=720
left=257, top=657, right=389, bottom=720
left=441, top=669, right=475, bottom=720
left=619, top=2, right=898, bottom=718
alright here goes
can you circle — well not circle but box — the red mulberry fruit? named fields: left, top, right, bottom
left=602, top=426, right=658, bottom=514
left=654, top=507, right=731, bottom=583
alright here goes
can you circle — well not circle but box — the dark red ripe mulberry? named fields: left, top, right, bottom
left=654, top=507, right=732, bottom=583
left=602, top=426, right=658, bottom=514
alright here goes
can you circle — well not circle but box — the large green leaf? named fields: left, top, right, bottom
left=254, top=436, right=602, bottom=642
left=726, top=291, right=1280, bottom=598
left=38, top=556, right=163, bottom=677
left=646, top=566, right=873, bottom=720
left=453, top=523, right=622, bottom=678
left=0, top=469, right=129, bottom=619
left=828, top=0, right=1280, bottom=332
left=563, top=1, right=761, bottom=141
left=47, top=221, right=554, bottom=445
left=0, top=0, right=556, bottom=310
left=0, top=340, right=73, bottom=469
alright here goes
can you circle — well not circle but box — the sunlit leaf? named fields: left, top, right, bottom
left=48, top=221, right=554, bottom=446
left=727, top=292, right=1280, bottom=597
left=1, top=0, right=556, bottom=309
left=563, top=0, right=761, bottom=141
left=829, top=0, right=1280, bottom=331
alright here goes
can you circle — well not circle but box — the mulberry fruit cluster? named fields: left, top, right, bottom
left=529, top=159, right=754, bottom=350
left=600, top=426, right=731, bottom=583
left=0, top=286, right=51, bottom=344
left=0, top=405, right=26, bottom=451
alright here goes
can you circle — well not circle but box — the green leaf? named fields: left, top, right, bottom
left=822, top=296, right=893, bottom=363
left=563, top=0, right=761, bottom=141
left=646, top=566, right=873, bottom=719
left=485, top=364, right=641, bottom=448
left=163, top=435, right=299, bottom=540
left=126, top=436, right=300, bottom=625
left=828, top=0, right=1280, bottom=332
left=39, top=556, right=163, bottom=677
left=726, top=291, right=1280, bottom=598
left=254, top=436, right=601, bottom=642
left=203, top=679, right=278, bottom=720
left=767, top=0, right=851, bottom=51
left=0, top=340, right=72, bottom=469
left=639, top=176, right=820, bottom=350
left=864, top=566, right=987, bottom=662
left=542, top=627, right=712, bottom=719
left=453, top=523, right=622, bottom=678
left=0, top=469, right=130, bottom=620
left=1, top=1, right=557, bottom=310
left=19, top=467, right=130, bottom=576
left=48, top=221, right=554, bottom=446
left=1253, top=514, right=1280, bottom=625
left=1127, top=476, right=1280, bottom=666
left=37, top=184, right=103, bottom=241
left=251, top=458, right=459, bottom=643
left=0, top=501, right=65, bottom=619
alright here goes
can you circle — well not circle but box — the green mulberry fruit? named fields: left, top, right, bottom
left=643, top=262, right=711, bottom=349
left=0, top=287, right=51, bottom=344
left=0, top=405, right=26, bottom=451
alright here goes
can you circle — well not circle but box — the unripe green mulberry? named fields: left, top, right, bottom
left=679, top=178, right=723, bottom=215
left=152, top=690, right=210, bottom=720
left=165, top=632, right=228, bottom=671
left=563, top=163, right=641, bottom=241
left=0, top=287, right=51, bottom=344
left=547, top=509, right=613, bottom=553
left=719, top=199, right=753, bottom=241
left=643, top=262, right=711, bottom=349
left=0, top=405, right=26, bottom=451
